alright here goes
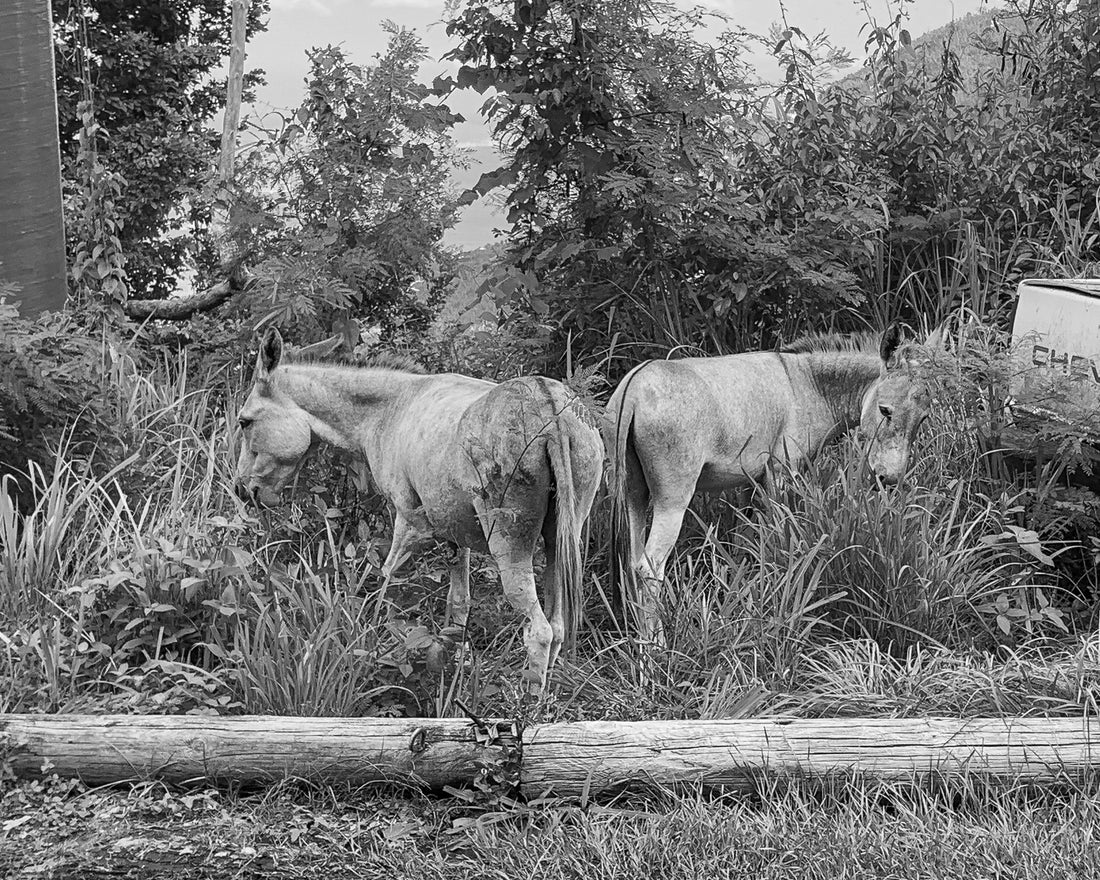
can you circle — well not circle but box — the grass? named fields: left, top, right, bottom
left=0, top=445, right=137, bottom=623
left=1, top=325, right=1095, bottom=723
left=5, top=774, right=1100, bottom=879
left=224, top=548, right=403, bottom=717
left=3, top=318, right=1100, bottom=880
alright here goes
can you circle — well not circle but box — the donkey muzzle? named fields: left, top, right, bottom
left=234, top=481, right=258, bottom=505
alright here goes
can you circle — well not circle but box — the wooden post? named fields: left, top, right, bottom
left=1, top=715, right=1095, bottom=796
left=0, top=0, right=68, bottom=315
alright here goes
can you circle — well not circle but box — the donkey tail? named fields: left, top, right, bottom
left=546, top=426, right=586, bottom=651
left=605, top=373, right=643, bottom=626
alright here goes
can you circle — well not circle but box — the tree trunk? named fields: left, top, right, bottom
left=0, top=0, right=67, bottom=316
left=2, top=714, right=1096, bottom=797
left=218, top=0, right=249, bottom=188
left=210, top=0, right=249, bottom=269
left=123, top=0, right=252, bottom=323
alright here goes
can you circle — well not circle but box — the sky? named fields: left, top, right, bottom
left=243, top=0, right=994, bottom=249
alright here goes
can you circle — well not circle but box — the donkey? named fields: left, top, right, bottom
left=235, top=329, right=604, bottom=691
left=605, top=324, right=940, bottom=644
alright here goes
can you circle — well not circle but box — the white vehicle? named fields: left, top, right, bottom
left=1009, top=278, right=1100, bottom=425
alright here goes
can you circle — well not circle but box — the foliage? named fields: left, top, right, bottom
left=746, top=0, right=1100, bottom=331
left=442, top=0, right=891, bottom=356
left=433, top=246, right=559, bottom=377
left=231, top=25, right=463, bottom=348
left=64, top=99, right=129, bottom=307
left=444, top=0, right=1100, bottom=365
left=445, top=0, right=781, bottom=357
left=0, top=296, right=128, bottom=481
left=52, top=0, right=270, bottom=300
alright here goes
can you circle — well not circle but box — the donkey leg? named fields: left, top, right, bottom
left=636, top=496, right=691, bottom=646
left=541, top=508, right=565, bottom=672
left=381, top=513, right=418, bottom=579
left=483, top=522, right=553, bottom=692
left=625, top=481, right=648, bottom=582
left=376, top=513, right=420, bottom=619
left=502, top=554, right=552, bottom=691
left=445, top=546, right=471, bottom=629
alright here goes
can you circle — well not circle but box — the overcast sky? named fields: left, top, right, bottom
left=244, top=0, right=993, bottom=248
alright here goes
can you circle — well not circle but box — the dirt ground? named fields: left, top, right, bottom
left=1, top=777, right=446, bottom=879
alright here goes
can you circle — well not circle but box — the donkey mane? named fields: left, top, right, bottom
left=286, top=350, right=429, bottom=375
left=358, top=351, right=429, bottom=374
left=780, top=330, right=880, bottom=355
left=781, top=330, right=886, bottom=425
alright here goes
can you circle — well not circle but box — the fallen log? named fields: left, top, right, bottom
left=1, top=714, right=1096, bottom=797
left=0, top=715, right=516, bottom=789
left=524, top=717, right=1099, bottom=797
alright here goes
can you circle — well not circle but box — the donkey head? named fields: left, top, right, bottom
left=235, top=328, right=314, bottom=506
left=859, top=324, right=940, bottom=485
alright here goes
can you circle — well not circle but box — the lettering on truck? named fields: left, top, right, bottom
left=1031, top=345, right=1100, bottom=385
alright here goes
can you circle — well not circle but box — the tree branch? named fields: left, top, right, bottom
left=122, top=257, right=254, bottom=321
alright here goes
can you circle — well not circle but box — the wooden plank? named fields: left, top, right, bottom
left=0, top=715, right=512, bottom=789
left=523, top=717, right=1100, bottom=797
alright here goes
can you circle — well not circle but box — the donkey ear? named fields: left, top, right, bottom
left=879, top=323, right=904, bottom=366
left=257, top=327, right=283, bottom=379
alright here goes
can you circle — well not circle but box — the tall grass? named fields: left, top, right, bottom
left=224, top=554, right=395, bottom=716
left=0, top=347, right=257, bottom=708
left=0, top=445, right=135, bottom=623
left=3, top=312, right=1094, bottom=722
left=375, top=781, right=1100, bottom=879
left=645, top=429, right=1036, bottom=657
left=744, top=444, right=1024, bottom=650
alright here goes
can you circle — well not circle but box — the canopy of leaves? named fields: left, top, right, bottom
left=52, top=0, right=270, bottom=300
left=446, top=0, right=1100, bottom=365
left=446, top=1, right=760, bottom=355
left=231, top=25, right=464, bottom=347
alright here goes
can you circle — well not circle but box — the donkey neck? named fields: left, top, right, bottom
left=274, top=364, right=423, bottom=456
left=794, top=350, right=883, bottom=434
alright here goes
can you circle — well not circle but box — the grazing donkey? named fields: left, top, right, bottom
left=605, top=325, right=939, bottom=643
left=235, top=329, right=603, bottom=691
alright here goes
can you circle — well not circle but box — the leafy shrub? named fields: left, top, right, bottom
left=231, top=26, right=462, bottom=349
left=444, top=0, right=1100, bottom=366
left=0, top=297, right=127, bottom=484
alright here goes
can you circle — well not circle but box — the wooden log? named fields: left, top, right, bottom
left=0, top=715, right=514, bottom=789
left=523, top=717, right=1100, bottom=797
left=122, top=277, right=239, bottom=321
left=121, top=257, right=254, bottom=321
left=1, top=715, right=1096, bottom=796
